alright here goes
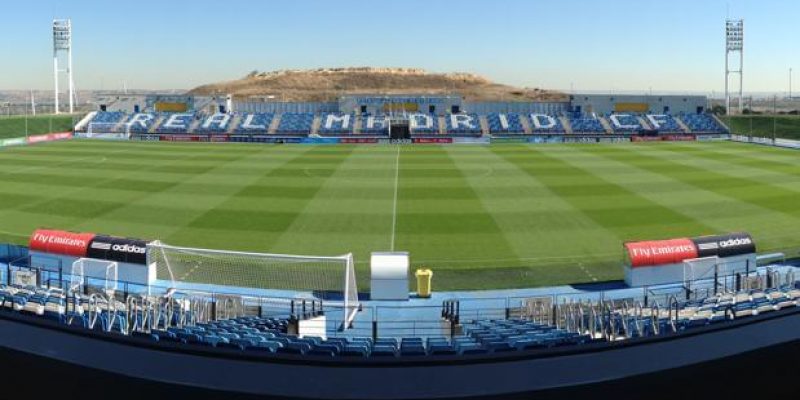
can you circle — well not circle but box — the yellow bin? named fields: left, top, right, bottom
left=415, top=269, right=433, bottom=298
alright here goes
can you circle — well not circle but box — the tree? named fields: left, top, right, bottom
left=711, top=105, right=726, bottom=115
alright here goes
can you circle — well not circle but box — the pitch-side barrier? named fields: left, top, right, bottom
left=0, top=132, right=73, bottom=149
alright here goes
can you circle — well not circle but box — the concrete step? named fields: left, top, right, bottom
left=226, top=114, right=243, bottom=134
left=311, top=115, right=321, bottom=136
left=674, top=117, right=691, bottom=133
left=478, top=115, right=490, bottom=135
left=559, top=116, right=573, bottom=134
left=519, top=115, right=533, bottom=134
left=188, top=117, right=203, bottom=133
left=268, top=114, right=282, bottom=135
left=598, top=116, right=614, bottom=134
left=148, top=115, right=166, bottom=134
left=637, top=116, right=651, bottom=130
left=353, top=115, right=362, bottom=134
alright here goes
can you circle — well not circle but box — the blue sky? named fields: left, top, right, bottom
left=1, top=0, right=797, bottom=93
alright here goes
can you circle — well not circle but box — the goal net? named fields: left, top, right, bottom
left=71, top=258, right=119, bottom=295
left=146, top=241, right=359, bottom=328
left=683, top=256, right=721, bottom=292
left=86, top=122, right=131, bottom=138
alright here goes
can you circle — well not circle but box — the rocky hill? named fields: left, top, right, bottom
left=189, top=67, right=565, bottom=102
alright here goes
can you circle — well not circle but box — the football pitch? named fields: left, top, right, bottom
left=0, top=140, right=799, bottom=290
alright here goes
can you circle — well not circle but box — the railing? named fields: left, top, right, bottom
left=1, top=257, right=797, bottom=342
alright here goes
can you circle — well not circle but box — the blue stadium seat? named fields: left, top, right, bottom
left=529, top=114, right=565, bottom=134
left=487, top=113, right=525, bottom=134
left=445, top=113, right=482, bottom=136
left=318, top=114, right=355, bottom=136
left=235, top=113, right=274, bottom=134
left=568, top=113, right=606, bottom=133
left=681, top=113, right=726, bottom=133
left=276, top=113, right=314, bottom=135
left=409, top=114, right=440, bottom=135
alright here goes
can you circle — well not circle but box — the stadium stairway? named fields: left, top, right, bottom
left=559, top=116, right=574, bottom=134
left=226, top=114, right=243, bottom=134
left=519, top=115, right=533, bottom=134
left=148, top=115, right=167, bottom=134
left=74, top=112, right=97, bottom=132
left=479, top=115, right=490, bottom=135
left=268, top=114, right=282, bottom=134
left=438, top=116, right=447, bottom=135
left=712, top=114, right=732, bottom=132
left=188, top=117, right=203, bottom=133
left=637, top=116, right=652, bottom=130
left=311, top=115, right=322, bottom=136
left=598, top=116, right=614, bottom=134
left=675, top=117, right=691, bottom=133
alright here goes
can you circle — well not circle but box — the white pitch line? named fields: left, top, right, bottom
left=390, top=146, right=401, bottom=251
left=578, top=263, right=598, bottom=282
left=0, top=147, right=133, bottom=176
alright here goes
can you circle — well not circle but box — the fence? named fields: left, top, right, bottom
left=0, top=113, right=78, bottom=138
left=2, top=250, right=797, bottom=341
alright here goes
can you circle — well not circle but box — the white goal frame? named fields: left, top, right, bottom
left=71, top=258, right=119, bottom=295
left=147, top=241, right=359, bottom=329
left=86, top=122, right=131, bottom=138
left=683, top=256, right=721, bottom=292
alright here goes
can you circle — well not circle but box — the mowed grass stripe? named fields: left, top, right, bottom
left=167, top=146, right=356, bottom=253
left=395, top=146, right=519, bottom=289
left=496, top=145, right=715, bottom=241
left=570, top=144, right=800, bottom=249
left=267, top=146, right=397, bottom=270
left=0, top=143, right=231, bottom=242
left=610, top=144, right=800, bottom=252
left=664, top=142, right=800, bottom=180
left=447, top=145, right=621, bottom=284
left=68, top=145, right=306, bottom=240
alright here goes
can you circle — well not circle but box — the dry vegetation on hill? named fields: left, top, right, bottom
left=189, top=67, right=565, bottom=102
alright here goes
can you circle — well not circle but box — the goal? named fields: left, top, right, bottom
left=86, top=122, right=131, bottom=138
left=146, top=241, right=359, bottom=328
left=71, top=258, right=119, bottom=295
left=683, top=256, right=721, bottom=293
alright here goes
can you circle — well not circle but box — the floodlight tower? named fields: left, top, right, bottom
left=52, top=19, right=74, bottom=114
left=725, top=19, right=744, bottom=115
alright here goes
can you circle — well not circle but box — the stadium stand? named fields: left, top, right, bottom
left=409, top=113, right=440, bottom=135
left=486, top=113, right=525, bottom=134
left=89, top=111, right=126, bottom=125
left=124, top=113, right=158, bottom=133
left=194, top=113, right=234, bottom=134
left=154, top=113, right=195, bottom=134
left=318, top=113, right=355, bottom=136
left=681, top=113, right=726, bottom=133
left=276, top=113, right=314, bottom=135
left=646, top=114, right=684, bottom=133
left=235, top=113, right=274, bottom=134
left=607, top=114, right=643, bottom=133
left=529, top=114, right=566, bottom=134
left=445, top=113, right=482, bottom=136
left=567, top=113, right=606, bottom=133
left=81, top=108, right=728, bottom=138
left=359, top=115, right=390, bottom=135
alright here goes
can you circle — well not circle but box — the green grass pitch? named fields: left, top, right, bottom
left=0, top=140, right=799, bottom=290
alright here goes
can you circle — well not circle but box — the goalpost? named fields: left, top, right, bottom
left=70, top=258, right=119, bottom=295
left=683, top=256, right=721, bottom=294
left=86, top=122, right=131, bottom=138
left=146, top=241, right=359, bottom=329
